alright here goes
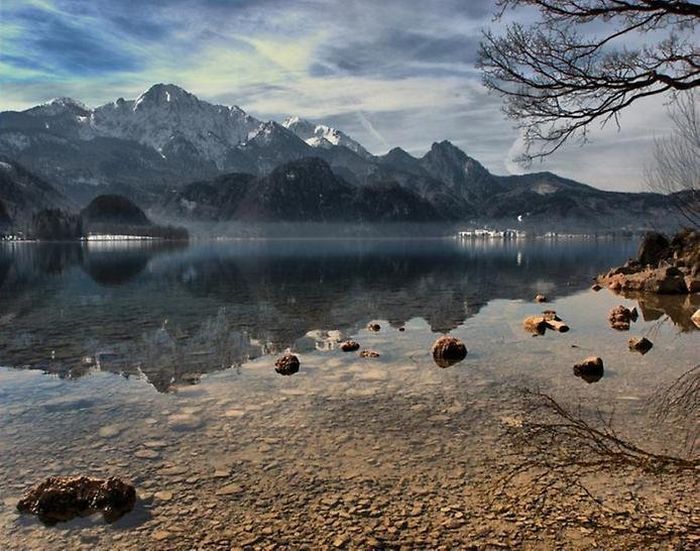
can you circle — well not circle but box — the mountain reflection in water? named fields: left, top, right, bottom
left=2, top=237, right=689, bottom=392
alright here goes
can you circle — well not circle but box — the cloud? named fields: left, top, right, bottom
left=0, top=0, right=678, bottom=191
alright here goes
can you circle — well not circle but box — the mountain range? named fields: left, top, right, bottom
left=0, top=83, right=683, bottom=235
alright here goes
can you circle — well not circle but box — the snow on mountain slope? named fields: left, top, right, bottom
left=282, top=116, right=372, bottom=159
left=89, top=84, right=262, bottom=168
left=11, top=85, right=374, bottom=171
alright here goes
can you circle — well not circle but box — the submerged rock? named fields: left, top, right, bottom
left=573, top=356, right=604, bottom=383
left=628, top=337, right=654, bottom=355
left=608, top=305, right=637, bottom=331
left=274, top=353, right=300, bottom=376
left=340, top=340, right=360, bottom=352
left=431, top=336, right=467, bottom=368
left=17, top=476, right=136, bottom=525
left=359, top=350, right=380, bottom=358
left=523, top=311, right=569, bottom=335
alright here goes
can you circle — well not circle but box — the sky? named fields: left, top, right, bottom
left=0, top=0, right=681, bottom=191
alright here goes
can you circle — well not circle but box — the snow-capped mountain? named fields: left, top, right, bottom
left=0, top=83, right=682, bottom=232
left=282, top=116, right=372, bottom=159
left=89, top=84, right=262, bottom=167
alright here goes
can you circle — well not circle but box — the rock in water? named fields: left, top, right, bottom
left=340, top=340, right=360, bottom=352
left=359, top=350, right=380, bottom=358
left=542, top=310, right=570, bottom=332
left=523, top=316, right=547, bottom=335
left=608, top=305, right=636, bottom=331
left=637, top=232, right=669, bottom=266
left=535, top=294, right=547, bottom=303
left=367, top=323, right=381, bottom=332
left=573, top=357, right=604, bottom=383
left=523, top=311, right=569, bottom=334
left=628, top=337, right=653, bottom=355
left=591, top=283, right=602, bottom=292
left=17, top=476, right=136, bottom=525
left=431, top=336, right=467, bottom=368
left=274, top=353, right=300, bottom=376
left=691, top=309, right=700, bottom=329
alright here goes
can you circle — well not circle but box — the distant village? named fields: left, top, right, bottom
left=455, top=228, right=630, bottom=240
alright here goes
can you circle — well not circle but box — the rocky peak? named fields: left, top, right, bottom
left=26, top=97, right=90, bottom=117
left=133, top=83, right=197, bottom=111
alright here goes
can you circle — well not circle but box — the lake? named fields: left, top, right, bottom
left=0, top=238, right=698, bottom=549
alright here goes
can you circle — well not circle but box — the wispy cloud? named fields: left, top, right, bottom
left=0, top=0, right=675, bottom=191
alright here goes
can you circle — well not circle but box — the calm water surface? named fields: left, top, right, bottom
left=0, top=238, right=698, bottom=549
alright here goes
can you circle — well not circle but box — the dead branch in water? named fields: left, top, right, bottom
left=649, top=364, right=700, bottom=454
left=493, top=389, right=699, bottom=513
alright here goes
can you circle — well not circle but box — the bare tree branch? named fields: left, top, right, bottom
left=645, top=90, right=700, bottom=226
left=479, top=0, right=700, bottom=162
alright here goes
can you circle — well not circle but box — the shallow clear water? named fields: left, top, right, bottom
left=0, top=238, right=698, bottom=549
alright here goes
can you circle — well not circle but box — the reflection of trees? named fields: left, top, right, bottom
left=165, top=240, right=634, bottom=344
left=2, top=238, right=683, bottom=393
left=80, top=241, right=187, bottom=286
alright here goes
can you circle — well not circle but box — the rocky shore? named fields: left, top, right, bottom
left=597, top=230, right=700, bottom=294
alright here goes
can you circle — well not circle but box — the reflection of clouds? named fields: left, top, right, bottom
left=0, top=239, right=666, bottom=392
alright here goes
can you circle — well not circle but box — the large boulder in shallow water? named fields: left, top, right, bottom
left=637, top=232, right=669, bottom=266
left=274, top=353, right=300, bottom=376
left=17, top=476, right=135, bottom=525
left=573, top=357, right=604, bottom=383
left=608, top=305, right=637, bottom=330
left=431, top=336, right=467, bottom=368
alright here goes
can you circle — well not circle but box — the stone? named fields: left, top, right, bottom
left=591, top=284, right=602, bottom=292
left=98, top=424, right=123, bottom=438
left=359, top=350, right=380, bottom=358
left=523, top=316, right=547, bottom=335
left=154, top=490, right=173, bottom=501
left=367, top=323, right=381, bottom=332
left=340, top=340, right=360, bottom=352
left=644, top=266, right=688, bottom=294
left=332, top=535, right=350, bottom=548
left=608, top=305, right=636, bottom=331
left=523, top=311, right=569, bottom=334
left=167, top=413, right=203, bottom=431
left=17, top=476, right=135, bottom=525
left=134, top=449, right=160, bottom=460
left=215, top=484, right=243, bottom=496
left=152, top=530, right=171, bottom=541
left=637, top=232, right=669, bottom=266
left=274, top=353, right=300, bottom=376
left=692, top=309, right=700, bottom=329
left=542, top=310, right=569, bottom=332
left=685, top=275, right=700, bottom=293
left=573, top=357, right=604, bottom=383
left=431, top=336, right=467, bottom=368
left=535, top=294, right=547, bottom=303
left=628, top=337, right=653, bottom=355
